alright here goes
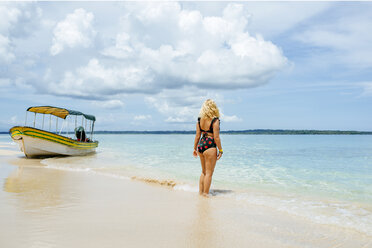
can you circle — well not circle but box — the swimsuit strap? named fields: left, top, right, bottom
left=198, top=117, right=204, bottom=132
left=198, top=117, right=219, bottom=133
left=208, top=117, right=219, bottom=133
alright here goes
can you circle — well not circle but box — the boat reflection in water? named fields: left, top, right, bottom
left=3, top=163, right=68, bottom=210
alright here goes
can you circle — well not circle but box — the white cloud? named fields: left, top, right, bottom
left=94, top=99, right=124, bottom=109
left=293, top=6, right=372, bottom=68
left=0, top=4, right=21, bottom=33
left=359, top=82, right=372, bottom=96
left=244, top=2, right=332, bottom=38
left=134, top=115, right=151, bottom=121
left=146, top=96, right=195, bottom=123
left=221, top=114, right=242, bottom=122
left=0, top=4, right=21, bottom=63
left=142, top=3, right=286, bottom=88
left=164, top=116, right=189, bottom=123
left=178, top=10, right=202, bottom=32
left=145, top=86, right=223, bottom=123
left=43, top=3, right=287, bottom=101
left=146, top=87, right=239, bottom=124
left=0, top=34, right=15, bottom=62
left=50, top=8, right=96, bottom=56
left=95, top=3, right=287, bottom=92
left=0, top=3, right=44, bottom=68
left=47, top=58, right=155, bottom=98
left=101, top=32, right=134, bottom=59
left=134, top=2, right=181, bottom=24
left=3, top=2, right=289, bottom=119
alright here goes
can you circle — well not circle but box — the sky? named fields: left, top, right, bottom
left=1, top=1, right=372, bottom=131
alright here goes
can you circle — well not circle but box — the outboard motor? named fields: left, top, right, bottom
left=75, top=126, right=86, bottom=142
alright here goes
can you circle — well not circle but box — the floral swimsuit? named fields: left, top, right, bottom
left=197, top=117, right=219, bottom=153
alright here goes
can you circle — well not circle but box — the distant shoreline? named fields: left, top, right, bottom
left=1, top=129, right=372, bottom=135
left=94, top=130, right=372, bottom=135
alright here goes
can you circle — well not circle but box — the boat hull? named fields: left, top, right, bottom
left=9, top=126, right=98, bottom=157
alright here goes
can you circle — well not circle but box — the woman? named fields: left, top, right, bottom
left=193, top=99, right=223, bottom=196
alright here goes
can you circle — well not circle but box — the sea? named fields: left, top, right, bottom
left=1, top=133, right=372, bottom=236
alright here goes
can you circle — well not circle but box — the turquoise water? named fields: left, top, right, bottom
left=1, top=134, right=372, bottom=235
left=97, top=134, right=372, bottom=203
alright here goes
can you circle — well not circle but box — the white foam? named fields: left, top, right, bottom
left=230, top=192, right=372, bottom=236
left=43, top=164, right=92, bottom=173
left=173, top=184, right=199, bottom=192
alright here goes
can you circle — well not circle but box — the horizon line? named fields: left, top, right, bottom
left=2, top=128, right=372, bottom=134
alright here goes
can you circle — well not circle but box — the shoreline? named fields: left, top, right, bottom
left=0, top=146, right=371, bottom=247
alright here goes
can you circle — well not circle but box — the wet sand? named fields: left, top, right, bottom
left=0, top=148, right=371, bottom=248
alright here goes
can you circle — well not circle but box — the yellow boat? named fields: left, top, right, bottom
left=9, top=106, right=98, bottom=158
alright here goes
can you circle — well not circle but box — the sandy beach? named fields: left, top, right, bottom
left=2, top=1, right=372, bottom=247
left=0, top=144, right=371, bottom=248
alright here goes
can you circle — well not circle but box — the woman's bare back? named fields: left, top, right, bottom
left=199, top=118, right=214, bottom=136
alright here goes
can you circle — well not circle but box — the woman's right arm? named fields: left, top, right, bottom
left=213, top=119, right=223, bottom=160
left=193, top=122, right=201, bottom=157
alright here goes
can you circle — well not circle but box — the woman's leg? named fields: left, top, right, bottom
left=198, top=152, right=206, bottom=195
left=203, top=148, right=217, bottom=195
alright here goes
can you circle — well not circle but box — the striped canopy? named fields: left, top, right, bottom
left=27, top=106, right=96, bottom=121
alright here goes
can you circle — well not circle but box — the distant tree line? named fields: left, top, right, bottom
left=2, top=129, right=372, bottom=135
left=91, top=129, right=372, bottom=135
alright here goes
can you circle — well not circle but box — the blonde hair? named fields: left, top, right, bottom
left=199, top=99, right=220, bottom=119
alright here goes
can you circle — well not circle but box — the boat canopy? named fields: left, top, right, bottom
left=27, top=106, right=96, bottom=121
